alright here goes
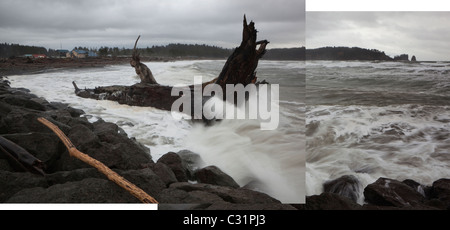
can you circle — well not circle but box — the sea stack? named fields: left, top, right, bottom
left=411, top=55, right=417, bottom=62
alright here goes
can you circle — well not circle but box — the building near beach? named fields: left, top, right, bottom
left=71, top=49, right=88, bottom=58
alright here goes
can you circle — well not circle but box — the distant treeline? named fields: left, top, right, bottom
left=0, top=42, right=306, bottom=60
left=1, top=42, right=409, bottom=61
left=97, top=43, right=233, bottom=58
left=305, top=46, right=411, bottom=61
left=96, top=44, right=306, bottom=60
left=0, top=43, right=48, bottom=58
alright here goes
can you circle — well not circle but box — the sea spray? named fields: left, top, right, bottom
left=185, top=118, right=305, bottom=203
left=8, top=60, right=305, bottom=203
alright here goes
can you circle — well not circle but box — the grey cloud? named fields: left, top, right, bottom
left=0, top=0, right=304, bottom=50
left=306, top=11, right=450, bottom=61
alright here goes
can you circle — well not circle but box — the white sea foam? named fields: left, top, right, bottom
left=7, top=60, right=305, bottom=203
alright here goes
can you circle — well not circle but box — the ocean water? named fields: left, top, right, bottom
left=306, top=60, right=450, bottom=203
left=8, top=60, right=305, bottom=203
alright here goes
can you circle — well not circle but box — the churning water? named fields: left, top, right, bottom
left=8, top=60, right=305, bottom=203
left=307, top=61, right=450, bottom=203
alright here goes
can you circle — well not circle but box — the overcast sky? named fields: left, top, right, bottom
left=0, top=0, right=305, bottom=51
left=306, top=11, right=450, bottom=61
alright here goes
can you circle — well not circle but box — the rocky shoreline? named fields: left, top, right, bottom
left=302, top=175, right=450, bottom=210
left=0, top=76, right=296, bottom=209
left=1, top=68, right=449, bottom=210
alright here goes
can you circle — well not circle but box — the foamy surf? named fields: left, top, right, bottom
left=307, top=60, right=450, bottom=204
left=8, top=60, right=305, bottom=203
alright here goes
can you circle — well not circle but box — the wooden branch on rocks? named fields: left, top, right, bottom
left=73, top=15, right=269, bottom=114
left=37, top=117, right=158, bottom=204
left=0, top=136, right=45, bottom=175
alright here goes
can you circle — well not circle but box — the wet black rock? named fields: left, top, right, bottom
left=176, top=149, right=205, bottom=180
left=364, top=177, right=425, bottom=207
left=306, top=176, right=450, bottom=210
left=157, top=152, right=189, bottom=182
left=430, top=178, right=450, bottom=209
left=323, top=175, right=361, bottom=203
left=158, top=182, right=295, bottom=210
left=303, top=193, right=362, bottom=210
left=195, top=165, right=240, bottom=188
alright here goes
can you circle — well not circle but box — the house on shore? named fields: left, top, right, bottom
left=70, top=49, right=98, bottom=58
left=71, top=49, right=88, bottom=58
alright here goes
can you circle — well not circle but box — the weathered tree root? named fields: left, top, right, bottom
left=131, top=35, right=158, bottom=84
left=73, top=15, right=269, bottom=114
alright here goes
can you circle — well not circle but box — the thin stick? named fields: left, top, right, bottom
left=37, top=117, right=158, bottom=204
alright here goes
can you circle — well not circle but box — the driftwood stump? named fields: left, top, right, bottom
left=130, top=35, right=158, bottom=84
left=73, top=15, right=269, bottom=115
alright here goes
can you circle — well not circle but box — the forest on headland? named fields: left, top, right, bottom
left=1, top=42, right=413, bottom=61
left=0, top=42, right=305, bottom=60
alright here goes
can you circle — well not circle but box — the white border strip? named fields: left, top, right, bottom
left=306, top=0, right=450, bottom=11
left=0, top=204, right=158, bottom=210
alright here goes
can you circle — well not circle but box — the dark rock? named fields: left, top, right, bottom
left=55, top=122, right=152, bottom=171
left=411, top=55, right=417, bottom=62
left=0, top=159, right=13, bottom=172
left=118, top=168, right=166, bottom=201
left=44, top=168, right=102, bottom=186
left=0, top=170, right=48, bottom=202
left=176, top=149, right=205, bottom=180
left=148, top=162, right=177, bottom=186
left=6, top=178, right=139, bottom=203
left=157, top=152, right=188, bottom=182
left=159, top=182, right=296, bottom=210
left=2, top=109, right=49, bottom=134
left=2, top=94, right=46, bottom=111
left=68, top=124, right=99, bottom=148
left=394, top=54, right=409, bottom=61
left=0, top=100, right=12, bottom=116
left=6, top=168, right=165, bottom=203
left=168, top=182, right=281, bottom=204
left=158, top=187, right=224, bottom=204
left=364, top=177, right=425, bottom=207
left=205, top=202, right=296, bottom=210
left=195, top=165, right=240, bottom=188
left=93, top=119, right=122, bottom=135
left=323, top=175, right=361, bottom=203
left=304, top=193, right=362, bottom=210
left=402, top=179, right=432, bottom=198
left=431, top=178, right=450, bottom=209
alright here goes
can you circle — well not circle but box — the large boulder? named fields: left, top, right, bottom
left=176, top=149, right=205, bottom=180
left=157, top=152, right=188, bottom=182
left=158, top=182, right=295, bottom=210
left=303, top=193, right=362, bottom=210
left=194, top=165, right=240, bottom=188
left=431, top=178, right=450, bottom=209
left=363, top=177, right=425, bottom=207
left=323, top=175, right=361, bottom=203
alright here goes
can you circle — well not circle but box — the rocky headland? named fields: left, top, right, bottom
left=0, top=76, right=295, bottom=209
